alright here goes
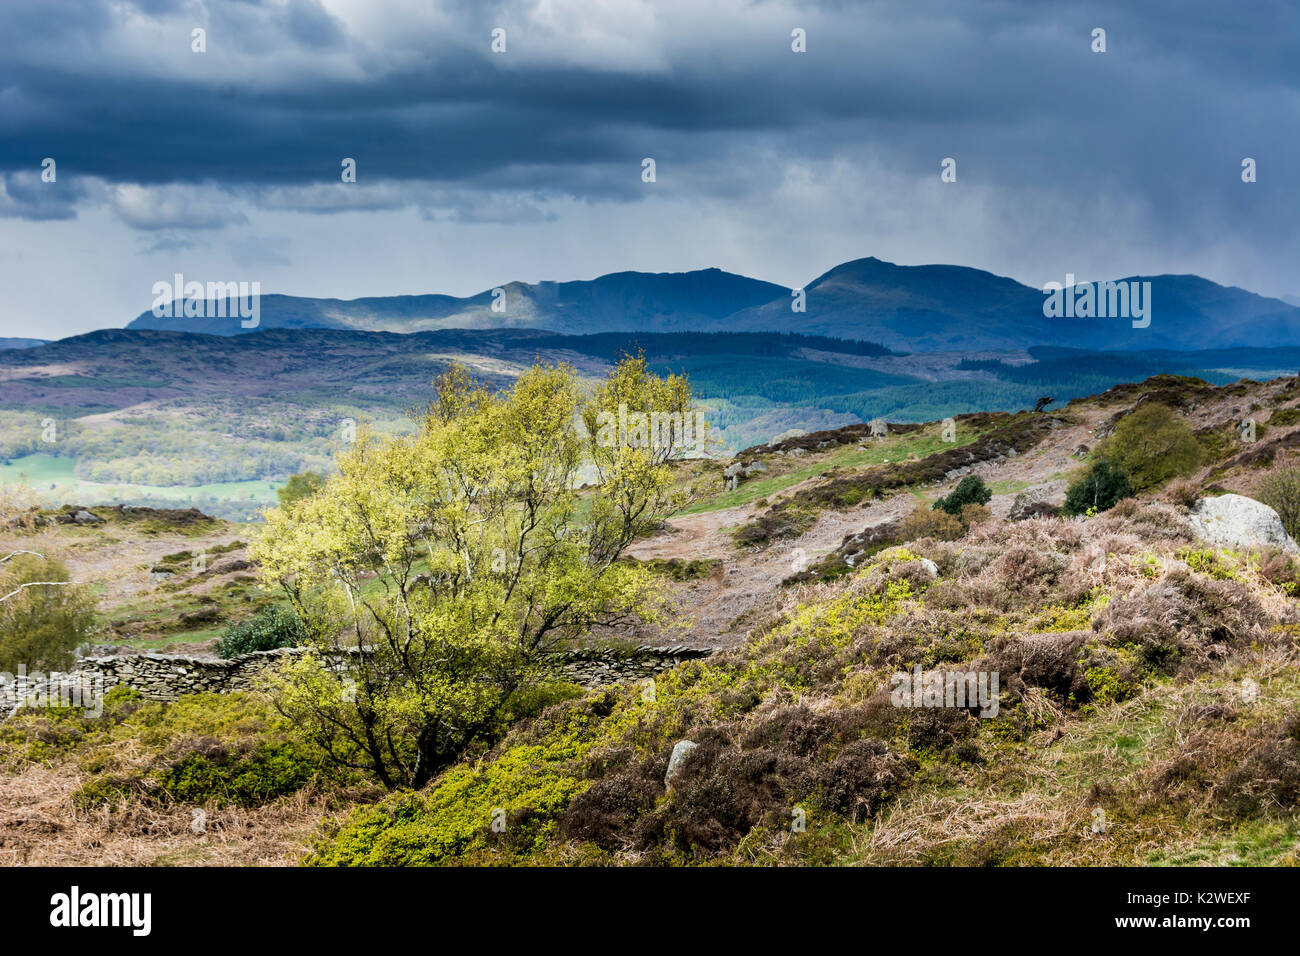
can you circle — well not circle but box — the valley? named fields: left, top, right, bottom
left=2, top=323, right=1297, bottom=517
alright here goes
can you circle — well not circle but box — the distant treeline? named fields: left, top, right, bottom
left=528, top=331, right=896, bottom=360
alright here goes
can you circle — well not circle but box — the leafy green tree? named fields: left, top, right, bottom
left=254, top=358, right=699, bottom=789
left=276, top=471, right=325, bottom=508
left=1063, top=461, right=1133, bottom=516
left=1096, top=403, right=1200, bottom=491
left=0, top=552, right=96, bottom=671
left=933, top=475, right=992, bottom=515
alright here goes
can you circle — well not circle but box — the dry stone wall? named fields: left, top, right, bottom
left=1, top=644, right=712, bottom=710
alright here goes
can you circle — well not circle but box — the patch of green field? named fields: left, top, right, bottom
left=0, top=453, right=76, bottom=487
left=81, top=478, right=282, bottom=503
left=989, top=478, right=1031, bottom=495
left=0, top=453, right=283, bottom=510
left=677, top=422, right=987, bottom=516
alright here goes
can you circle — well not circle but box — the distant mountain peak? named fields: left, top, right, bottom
left=120, top=258, right=1300, bottom=353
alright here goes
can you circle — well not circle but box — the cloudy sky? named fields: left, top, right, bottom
left=1, top=0, right=1296, bottom=339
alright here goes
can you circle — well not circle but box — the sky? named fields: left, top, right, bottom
left=0, top=0, right=1297, bottom=339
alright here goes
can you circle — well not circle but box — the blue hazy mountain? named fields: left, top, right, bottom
left=125, top=268, right=789, bottom=337
left=124, top=257, right=1300, bottom=352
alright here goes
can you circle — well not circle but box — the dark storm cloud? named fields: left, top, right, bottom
left=0, top=0, right=1295, bottom=252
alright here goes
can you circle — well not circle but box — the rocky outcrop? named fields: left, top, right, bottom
left=1190, top=493, right=1300, bottom=554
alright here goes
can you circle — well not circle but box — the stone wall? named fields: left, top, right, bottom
left=0, top=643, right=712, bottom=711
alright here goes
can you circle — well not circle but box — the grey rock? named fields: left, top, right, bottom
left=665, top=739, right=699, bottom=786
left=1191, top=494, right=1300, bottom=554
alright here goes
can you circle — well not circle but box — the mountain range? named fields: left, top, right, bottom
left=125, top=257, right=1300, bottom=353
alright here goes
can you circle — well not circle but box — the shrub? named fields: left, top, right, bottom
left=1258, top=547, right=1300, bottom=593
left=898, top=505, right=963, bottom=542
left=275, top=471, right=325, bottom=508
left=158, top=740, right=326, bottom=807
left=214, top=604, right=309, bottom=658
left=1257, top=466, right=1300, bottom=541
left=1162, top=480, right=1201, bottom=509
left=1063, top=461, right=1133, bottom=516
left=0, top=553, right=97, bottom=671
left=1270, top=406, right=1300, bottom=427
left=1096, top=403, right=1200, bottom=491
left=933, top=475, right=991, bottom=515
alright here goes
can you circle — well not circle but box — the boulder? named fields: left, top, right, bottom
left=665, top=739, right=698, bottom=786
left=73, top=509, right=103, bottom=525
left=1190, top=494, right=1300, bottom=554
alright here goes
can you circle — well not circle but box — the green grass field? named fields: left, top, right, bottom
left=677, top=422, right=987, bottom=515
left=0, top=453, right=282, bottom=509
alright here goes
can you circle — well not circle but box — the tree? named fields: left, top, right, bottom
left=254, top=358, right=700, bottom=789
left=1096, top=403, right=1200, bottom=491
left=0, top=552, right=96, bottom=672
left=933, top=475, right=992, bottom=515
left=275, top=471, right=325, bottom=508
left=1063, top=460, right=1133, bottom=516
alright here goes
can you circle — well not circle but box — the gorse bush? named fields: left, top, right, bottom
left=932, top=475, right=992, bottom=515
left=1096, top=403, right=1200, bottom=491
left=1064, top=460, right=1133, bottom=516
left=215, top=604, right=309, bottom=658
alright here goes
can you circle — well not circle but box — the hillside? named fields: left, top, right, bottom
left=122, top=257, right=1300, bottom=352
left=4, top=326, right=1300, bottom=518
left=4, top=371, right=1300, bottom=865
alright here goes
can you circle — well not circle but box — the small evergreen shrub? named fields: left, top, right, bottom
left=933, top=475, right=992, bottom=515
left=1063, top=461, right=1133, bottom=516
left=215, top=605, right=309, bottom=658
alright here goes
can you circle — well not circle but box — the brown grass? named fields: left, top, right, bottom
left=0, top=763, right=353, bottom=866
